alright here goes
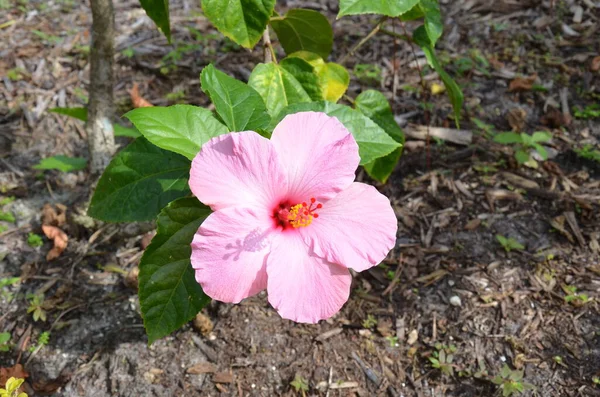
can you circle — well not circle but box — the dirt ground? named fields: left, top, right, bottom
left=1, top=0, right=600, bottom=396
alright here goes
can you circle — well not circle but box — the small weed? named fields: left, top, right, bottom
left=354, top=63, right=382, bottom=84
left=27, top=233, right=43, bottom=248
left=429, top=343, right=457, bottom=376
left=473, top=163, right=498, bottom=173
left=385, top=336, right=399, bottom=347
left=493, top=131, right=552, bottom=168
left=0, top=331, right=11, bottom=352
left=492, top=364, right=535, bottom=396
left=0, top=277, right=20, bottom=289
left=26, top=293, right=47, bottom=322
left=562, top=285, right=590, bottom=306
left=472, top=118, right=495, bottom=138
left=121, top=48, right=135, bottom=58
left=362, top=314, right=377, bottom=329
left=290, top=375, right=309, bottom=395
left=573, top=104, right=600, bottom=119
left=0, top=196, right=15, bottom=206
left=6, top=68, right=25, bottom=81
left=165, top=89, right=186, bottom=102
left=496, top=235, right=524, bottom=252
left=28, top=331, right=50, bottom=353
left=72, top=87, right=88, bottom=103
left=0, top=211, right=15, bottom=223
left=574, top=144, right=600, bottom=163
left=32, top=30, right=62, bottom=45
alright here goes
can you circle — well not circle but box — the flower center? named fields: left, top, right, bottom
left=275, top=198, right=322, bottom=229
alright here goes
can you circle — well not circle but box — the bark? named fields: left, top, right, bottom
left=87, top=0, right=116, bottom=174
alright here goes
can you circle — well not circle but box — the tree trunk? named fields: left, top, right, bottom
left=87, top=0, right=116, bottom=174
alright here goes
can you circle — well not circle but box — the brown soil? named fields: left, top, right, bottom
left=1, top=0, right=599, bottom=396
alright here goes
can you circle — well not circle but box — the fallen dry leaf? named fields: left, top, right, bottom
left=507, top=107, right=527, bottom=131
left=42, top=225, right=68, bottom=261
left=508, top=74, right=537, bottom=92
left=591, top=56, right=600, bottom=72
left=129, top=83, right=153, bottom=108
left=42, top=203, right=67, bottom=227
left=1, top=364, right=29, bottom=387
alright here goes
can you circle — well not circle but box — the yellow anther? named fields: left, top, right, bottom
left=288, top=203, right=313, bottom=228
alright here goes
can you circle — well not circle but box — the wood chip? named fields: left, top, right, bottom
left=187, top=362, right=218, bottom=374
left=315, top=327, right=343, bottom=342
left=591, top=56, right=600, bottom=72
left=212, top=371, right=233, bottom=384
left=192, top=312, right=214, bottom=336
left=564, top=211, right=585, bottom=247
left=500, top=172, right=540, bottom=189
left=404, top=125, right=473, bottom=145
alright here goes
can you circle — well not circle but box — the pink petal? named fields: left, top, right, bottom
left=191, top=206, right=274, bottom=303
left=271, top=112, right=359, bottom=203
left=266, top=231, right=351, bottom=323
left=301, top=182, right=397, bottom=272
left=189, top=132, right=287, bottom=211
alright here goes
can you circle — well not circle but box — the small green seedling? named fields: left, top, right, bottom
left=386, top=336, right=399, bottom=347
left=593, top=376, right=600, bottom=385
left=362, top=314, right=378, bottom=329
left=0, top=211, right=15, bottom=223
left=0, top=196, right=15, bottom=206
left=496, top=235, right=524, bottom=252
left=27, top=233, right=43, bottom=248
left=26, top=293, right=47, bottom=322
left=429, top=343, right=457, bottom=376
left=0, top=331, right=11, bottom=352
left=28, top=331, right=50, bottom=353
left=492, top=365, right=535, bottom=396
left=573, top=104, right=600, bottom=119
left=562, top=285, right=590, bottom=306
left=574, top=144, right=600, bottom=163
left=493, top=131, right=552, bottom=168
left=353, top=63, right=382, bottom=84
left=290, top=375, right=309, bottom=396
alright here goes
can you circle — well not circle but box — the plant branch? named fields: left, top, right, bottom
left=263, top=27, right=277, bottom=64
left=379, top=28, right=412, bottom=43
left=87, top=0, right=116, bottom=174
left=339, top=17, right=387, bottom=65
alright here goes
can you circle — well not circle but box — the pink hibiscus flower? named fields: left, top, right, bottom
left=189, top=112, right=397, bottom=323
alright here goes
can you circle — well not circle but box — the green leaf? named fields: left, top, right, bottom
left=515, top=149, right=530, bottom=164
left=338, top=0, right=420, bottom=17
left=280, top=57, right=323, bottom=101
left=318, top=62, right=350, bottom=102
left=493, top=132, right=522, bottom=144
left=139, top=197, right=211, bottom=344
left=125, top=105, right=229, bottom=160
left=533, top=143, right=548, bottom=160
left=355, top=90, right=405, bottom=183
left=288, top=51, right=350, bottom=102
left=271, top=101, right=401, bottom=165
left=200, top=64, right=270, bottom=132
left=201, top=0, right=275, bottom=48
left=270, top=9, right=333, bottom=59
left=248, top=63, right=312, bottom=116
left=0, top=332, right=10, bottom=344
left=531, top=131, right=552, bottom=143
left=33, top=155, right=87, bottom=172
left=113, top=124, right=142, bottom=138
left=139, top=0, right=171, bottom=42
left=49, top=107, right=87, bottom=121
left=413, top=25, right=463, bottom=127
left=88, top=138, right=191, bottom=222
left=419, top=0, right=443, bottom=47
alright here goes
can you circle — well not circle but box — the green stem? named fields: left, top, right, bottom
left=338, top=16, right=387, bottom=65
